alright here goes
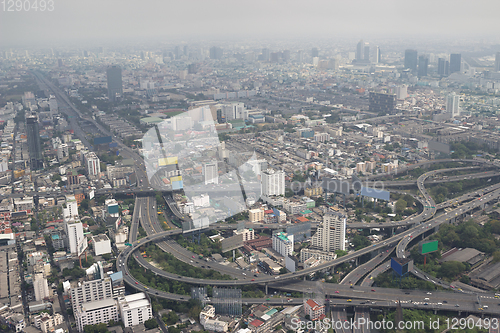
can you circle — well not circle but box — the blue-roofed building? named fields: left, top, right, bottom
left=51, top=232, right=65, bottom=250
left=109, top=271, right=125, bottom=297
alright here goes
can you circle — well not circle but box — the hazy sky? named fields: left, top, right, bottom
left=1, top=0, right=500, bottom=47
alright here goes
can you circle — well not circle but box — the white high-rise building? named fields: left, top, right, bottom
left=34, top=273, right=50, bottom=301
left=203, top=162, right=218, bottom=185
left=221, top=102, right=247, bottom=121
left=117, top=293, right=153, bottom=328
left=70, top=278, right=113, bottom=313
left=311, top=212, right=346, bottom=252
left=261, top=169, right=285, bottom=197
left=395, top=85, right=408, bottom=100
left=84, top=152, right=101, bottom=177
left=75, top=299, right=118, bottom=332
left=272, top=232, right=294, bottom=257
left=66, top=221, right=84, bottom=255
left=57, top=143, right=69, bottom=161
left=63, top=195, right=79, bottom=221
left=446, top=92, right=460, bottom=118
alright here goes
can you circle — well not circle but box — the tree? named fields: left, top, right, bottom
left=144, top=318, right=158, bottom=329
left=279, top=267, right=288, bottom=275
left=395, top=199, right=407, bottom=214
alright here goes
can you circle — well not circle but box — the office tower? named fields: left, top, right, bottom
left=371, top=45, right=380, bottom=64
left=311, top=212, right=346, bottom=252
left=297, top=50, right=304, bottom=63
left=183, top=45, right=188, bottom=56
left=282, top=50, right=291, bottom=62
left=364, top=44, right=370, bottom=62
left=369, top=92, right=396, bottom=115
left=66, top=221, right=84, bottom=254
left=261, top=48, right=270, bottom=62
left=446, top=92, right=460, bottom=118
left=356, top=40, right=364, bottom=61
left=404, top=49, right=418, bottom=71
left=450, top=54, right=462, bottom=74
left=106, top=65, right=123, bottom=102
left=311, top=47, right=319, bottom=58
left=58, top=59, right=63, bottom=67
left=495, top=52, right=500, bottom=72
left=272, top=232, right=294, bottom=257
left=203, top=162, right=218, bottom=185
left=117, top=293, right=153, bottom=328
left=417, top=55, right=428, bottom=77
left=438, top=58, right=450, bottom=76
left=174, top=46, right=181, bottom=59
left=261, top=169, right=285, bottom=196
left=70, top=278, right=114, bottom=313
left=26, top=116, right=44, bottom=170
left=209, top=46, right=223, bottom=60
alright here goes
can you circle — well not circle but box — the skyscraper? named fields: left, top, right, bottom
left=311, top=47, right=319, bottom=58
left=438, top=58, right=450, bottom=76
left=26, top=115, right=43, bottom=170
left=449, top=54, right=462, bottom=74
left=203, top=162, right=218, bottom=185
left=356, top=40, right=364, bottom=61
left=209, top=46, right=223, bottom=60
left=495, top=52, right=500, bottom=72
left=404, top=49, right=418, bottom=71
left=310, top=212, right=346, bottom=252
left=364, top=44, right=370, bottom=62
left=106, top=65, right=123, bottom=102
left=417, top=55, right=428, bottom=77
left=261, top=169, right=285, bottom=197
left=446, top=92, right=460, bottom=118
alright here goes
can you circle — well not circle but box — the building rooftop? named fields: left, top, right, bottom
left=80, top=298, right=116, bottom=312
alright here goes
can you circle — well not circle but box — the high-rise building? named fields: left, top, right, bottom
left=203, top=162, right=218, bottom=185
left=311, top=47, right=319, bottom=58
left=450, top=54, right=462, bottom=74
left=26, top=115, right=43, bottom=170
left=310, top=212, right=346, bottom=252
left=369, top=92, right=396, bottom=115
left=209, top=46, right=223, bottom=60
left=404, top=49, right=418, bottom=71
left=272, top=232, right=294, bottom=257
left=117, top=293, right=153, bottom=328
left=261, top=48, right=270, bottom=62
left=63, top=195, right=79, bottom=221
left=84, top=152, right=101, bottom=177
left=364, top=44, right=370, bottom=62
left=34, top=273, right=50, bottom=301
left=356, top=40, right=364, bottom=61
left=106, top=65, right=123, bottom=102
left=395, top=85, right=408, bottom=100
left=371, top=45, right=380, bottom=64
left=438, top=58, right=450, bottom=76
left=75, top=299, right=118, bottom=332
left=261, top=169, right=285, bottom=197
left=66, top=221, right=84, bottom=255
left=70, top=278, right=114, bottom=313
left=417, top=55, right=428, bottom=77
left=495, top=52, right=500, bottom=72
left=446, top=92, right=460, bottom=118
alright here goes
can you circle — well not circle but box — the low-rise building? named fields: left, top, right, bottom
left=75, top=298, right=119, bottom=332
left=304, top=299, right=325, bottom=320
left=92, top=234, right=112, bottom=256
left=34, top=312, right=64, bottom=333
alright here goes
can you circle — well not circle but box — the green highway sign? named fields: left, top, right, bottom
left=125, top=243, right=132, bottom=247
left=421, top=240, right=438, bottom=255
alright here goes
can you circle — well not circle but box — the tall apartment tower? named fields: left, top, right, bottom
left=446, top=92, right=460, bottom=118
left=495, top=52, right=500, bottom=72
left=311, top=48, right=319, bottom=58
left=66, top=221, right=84, bottom=254
left=106, top=65, right=123, bottom=102
left=203, top=162, right=218, bottom=185
left=26, top=115, right=44, bottom=170
left=261, top=169, right=285, bottom=197
left=449, top=54, right=462, bottom=74
left=311, top=212, right=346, bottom=252
left=70, top=278, right=114, bottom=313
left=84, top=152, right=101, bottom=177
left=404, top=49, right=418, bottom=71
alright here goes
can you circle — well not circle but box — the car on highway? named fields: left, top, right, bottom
left=135, top=282, right=138, bottom=284
left=347, top=299, right=352, bottom=302
left=335, top=291, right=339, bottom=294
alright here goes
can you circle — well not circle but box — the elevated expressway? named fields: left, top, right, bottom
left=117, top=160, right=500, bottom=315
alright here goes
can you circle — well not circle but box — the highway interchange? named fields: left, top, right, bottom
left=116, top=159, right=500, bottom=317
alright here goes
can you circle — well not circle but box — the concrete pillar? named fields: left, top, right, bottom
left=265, top=283, right=268, bottom=295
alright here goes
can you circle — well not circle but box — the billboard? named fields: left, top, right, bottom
left=391, top=257, right=413, bottom=277
left=287, top=222, right=311, bottom=241
left=159, top=157, right=178, bottom=166
left=360, top=186, right=390, bottom=201
left=170, top=176, right=182, bottom=183
left=428, top=141, right=451, bottom=154
left=93, top=136, right=112, bottom=145
left=172, top=180, right=183, bottom=190
left=182, top=217, right=210, bottom=233
left=421, top=240, right=438, bottom=255
left=322, top=178, right=350, bottom=196
left=89, top=190, right=95, bottom=200
left=77, top=237, right=88, bottom=257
